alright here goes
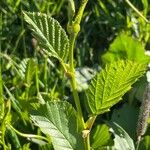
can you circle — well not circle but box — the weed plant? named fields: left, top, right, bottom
left=0, top=0, right=150, bottom=150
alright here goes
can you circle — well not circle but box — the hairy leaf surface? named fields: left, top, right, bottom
left=31, top=101, right=84, bottom=150
left=23, top=12, right=69, bottom=61
left=86, top=60, right=146, bottom=115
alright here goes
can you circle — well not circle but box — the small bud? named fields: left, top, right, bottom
left=67, top=23, right=80, bottom=35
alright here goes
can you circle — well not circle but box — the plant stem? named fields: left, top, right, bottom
left=82, top=116, right=97, bottom=150
left=67, top=1, right=92, bottom=149
left=69, top=33, right=85, bottom=128
left=69, top=34, right=77, bottom=72
left=84, top=133, right=90, bottom=150
left=70, top=75, right=85, bottom=127
left=75, top=0, right=88, bottom=24
left=68, top=0, right=88, bottom=130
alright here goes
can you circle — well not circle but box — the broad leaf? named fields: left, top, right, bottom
left=23, top=12, right=69, bottom=61
left=86, top=60, right=146, bottom=115
left=101, top=33, right=150, bottom=64
left=31, top=101, right=84, bottom=150
left=91, top=124, right=112, bottom=149
left=108, top=122, right=135, bottom=150
left=111, top=104, right=138, bottom=140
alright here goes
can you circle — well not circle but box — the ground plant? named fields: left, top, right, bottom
left=0, top=0, right=150, bottom=150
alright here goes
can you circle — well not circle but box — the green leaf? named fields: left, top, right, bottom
left=18, top=58, right=30, bottom=79
left=111, top=104, right=138, bottom=140
left=86, top=60, right=146, bottom=115
left=108, top=122, right=135, bottom=150
left=23, top=12, right=69, bottom=61
left=6, top=126, right=22, bottom=150
left=25, top=59, right=37, bottom=87
left=4, top=85, right=22, bottom=117
left=39, top=143, right=53, bottom=150
left=101, top=33, right=150, bottom=64
left=91, top=124, right=112, bottom=149
left=31, top=101, right=84, bottom=150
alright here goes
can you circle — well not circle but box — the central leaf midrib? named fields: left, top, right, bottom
left=48, top=104, right=75, bottom=149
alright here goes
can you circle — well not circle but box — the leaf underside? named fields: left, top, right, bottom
left=86, top=60, right=146, bottom=115
left=31, top=101, right=84, bottom=150
left=23, top=12, right=69, bottom=61
left=109, top=122, right=135, bottom=150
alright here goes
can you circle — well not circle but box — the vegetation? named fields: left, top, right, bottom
left=0, top=0, right=150, bottom=150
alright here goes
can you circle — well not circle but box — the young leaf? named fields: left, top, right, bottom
left=86, top=60, right=146, bottom=115
left=91, top=124, right=112, bottom=149
left=23, top=12, right=69, bottom=61
left=31, top=101, right=84, bottom=150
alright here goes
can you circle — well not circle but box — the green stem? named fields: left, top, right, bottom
left=70, top=75, right=85, bottom=127
left=82, top=116, right=97, bottom=150
left=69, top=33, right=85, bottom=128
left=69, top=34, right=77, bottom=72
left=84, top=133, right=90, bottom=150
left=75, top=0, right=88, bottom=24
left=7, top=124, right=49, bottom=142
left=125, top=0, right=150, bottom=23
left=68, top=0, right=88, bottom=130
left=67, top=0, right=89, bottom=149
